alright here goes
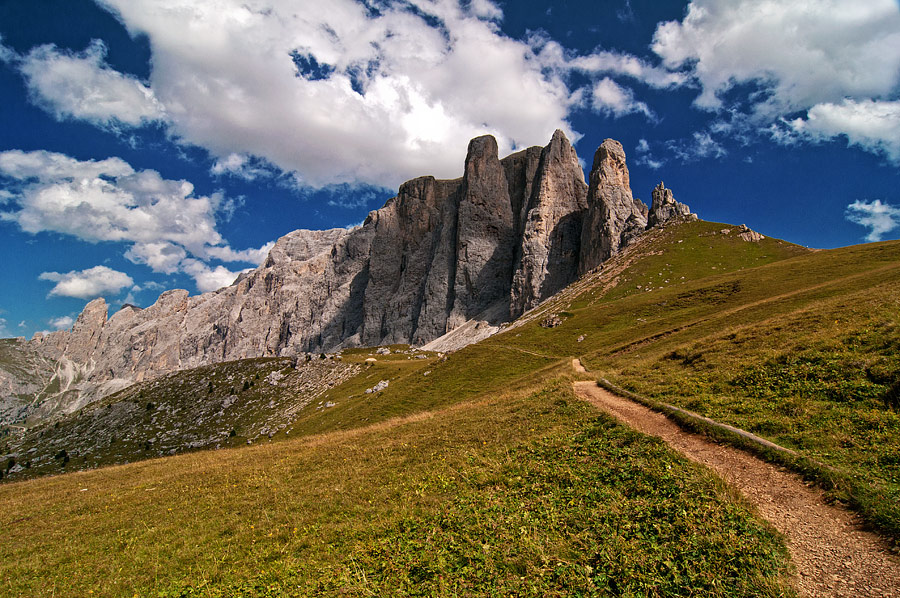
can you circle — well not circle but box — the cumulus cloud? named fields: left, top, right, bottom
left=652, top=0, right=900, bottom=161
left=15, top=39, right=165, bottom=128
left=0, top=317, right=8, bottom=338
left=789, top=99, right=900, bottom=164
left=591, top=78, right=653, bottom=119
left=39, top=265, right=134, bottom=299
left=0, top=1, right=676, bottom=190
left=124, top=242, right=187, bottom=274
left=653, top=0, right=900, bottom=113
left=0, top=150, right=225, bottom=252
left=180, top=259, right=247, bottom=293
left=49, top=315, right=75, bottom=331
left=0, top=149, right=273, bottom=293
left=846, top=200, right=900, bottom=242
left=0, top=149, right=133, bottom=181
left=80, top=0, right=579, bottom=187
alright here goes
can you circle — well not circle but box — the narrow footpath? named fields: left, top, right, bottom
left=571, top=360, right=900, bottom=598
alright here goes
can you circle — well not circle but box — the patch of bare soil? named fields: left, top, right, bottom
left=572, top=375, right=900, bottom=598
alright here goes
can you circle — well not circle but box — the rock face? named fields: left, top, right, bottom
left=7, top=131, right=695, bottom=423
left=510, top=129, right=588, bottom=316
left=579, top=140, right=649, bottom=273
left=647, top=181, right=696, bottom=228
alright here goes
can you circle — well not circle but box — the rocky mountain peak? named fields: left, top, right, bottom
left=8, top=131, right=697, bottom=424
left=464, top=135, right=501, bottom=173
left=74, top=297, right=108, bottom=330
left=593, top=138, right=630, bottom=189
left=509, top=128, right=588, bottom=316
left=648, top=181, right=696, bottom=228
left=579, top=139, right=647, bottom=273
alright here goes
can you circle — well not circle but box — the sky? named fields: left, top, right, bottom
left=1, top=0, right=899, bottom=339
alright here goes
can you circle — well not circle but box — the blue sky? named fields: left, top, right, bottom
left=1, top=0, right=899, bottom=338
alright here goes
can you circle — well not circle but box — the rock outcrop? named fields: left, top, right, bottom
left=579, top=140, right=649, bottom=273
left=510, top=129, right=588, bottom=316
left=647, top=181, right=696, bottom=228
left=8, top=131, right=695, bottom=423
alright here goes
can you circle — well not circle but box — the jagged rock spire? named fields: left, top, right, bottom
left=509, top=129, right=588, bottom=317
left=25, top=131, right=697, bottom=416
left=648, top=181, right=695, bottom=228
left=578, top=139, right=648, bottom=274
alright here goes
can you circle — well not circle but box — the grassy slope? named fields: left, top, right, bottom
left=492, top=221, right=900, bottom=542
left=3, top=357, right=369, bottom=481
left=0, top=377, right=793, bottom=597
left=3, top=218, right=899, bottom=594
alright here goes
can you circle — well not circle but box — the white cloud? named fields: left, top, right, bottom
left=789, top=99, right=900, bottom=163
left=665, top=131, right=728, bottom=163
left=0, top=38, right=14, bottom=63
left=0, top=149, right=133, bottom=181
left=0, top=317, right=8, bottom=338
left=846, top=200, right=900, bottom=242
left=634, top=138, right=664, bottom=169
left=39, top=265, right=134, bottom=299
left=181, top=259, right=247, bottom=293
left=49, top=316, right=75, bottom=331
left=210, top=153, right=276, bottom=181
left=76, top=0, right=579, bottom=188
left=562, top=48, right=686, bottom=89
left=0, top=153, right=224, bottom=253
left=591, top=77, right=653, bottom=119
left=124, top=242, right=187, bottom=274
left=0, top=149, right=273, bottom=293
left=4, top=1, right=681, bottom=190
left=204, top=242, right=274, bottom=264
left=652, top=0, right=900, bottom=162
left=652, top=0, right=900, bottom=113
left=17, top=39, right=165, bottom=128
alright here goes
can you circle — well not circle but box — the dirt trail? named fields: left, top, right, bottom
left=571, top=365, right=900, bottom=598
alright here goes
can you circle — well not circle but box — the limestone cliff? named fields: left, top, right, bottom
left=647, top=181, right=696, bottom=228
left=8, top=131, right=694, bottom=423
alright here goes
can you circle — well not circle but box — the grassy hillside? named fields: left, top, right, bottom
left=2, top=218, right=899, bottom=595
left=0, top=377, right=794, bottom=597
left=2, top=356, right=369, bottom=482
left=490, top=221, right=900, bottom=543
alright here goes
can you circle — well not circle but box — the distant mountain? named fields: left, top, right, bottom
left=0, top=131, right=693, bottom=425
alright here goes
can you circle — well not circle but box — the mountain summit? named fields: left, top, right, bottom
left=5, top=131, right=695, bottom=422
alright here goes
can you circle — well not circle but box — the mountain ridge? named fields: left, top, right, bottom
left=1, top=130, right=695, bottom=424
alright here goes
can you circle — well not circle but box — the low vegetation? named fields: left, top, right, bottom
left=501, top=221, right=900, bottom=544
left=0, top=380, right=794, bottom=597
left=2, top=218, right=899, bottom=594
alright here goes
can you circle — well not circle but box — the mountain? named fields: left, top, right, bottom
left=7, top=215, right=900, bottom=597
left=0, top=131, right=694, bottom=425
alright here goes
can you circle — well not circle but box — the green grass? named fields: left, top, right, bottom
left=480, top=222, right=900, bottom=544
left=3, top=218, right=900, bottom=594
left=283, top=342, right=560, bottom=439
left=3, top=357, right=367, bottom=482
left=0, top=379, right=794, bottom=597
